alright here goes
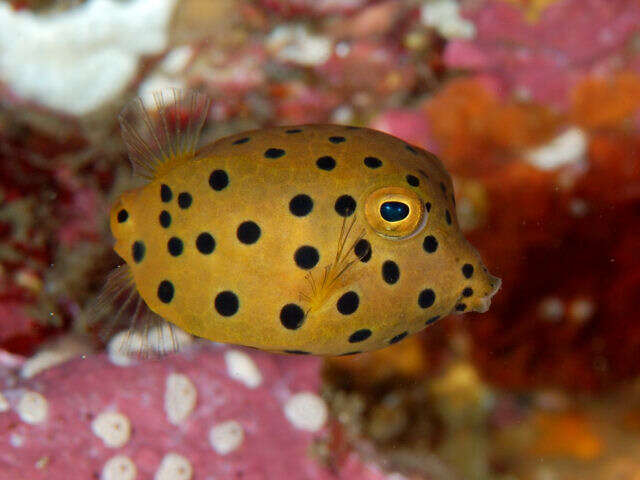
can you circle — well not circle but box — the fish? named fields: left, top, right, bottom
left=95, top=89, right=500, bottom=356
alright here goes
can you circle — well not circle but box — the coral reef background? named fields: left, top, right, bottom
left=1, top=0, right=640, bottom=479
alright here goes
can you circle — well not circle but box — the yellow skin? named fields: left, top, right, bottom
left=110, top=124, right=500, bottom=356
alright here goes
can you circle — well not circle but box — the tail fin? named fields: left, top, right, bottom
left=118, top=89, right=211, bottom=181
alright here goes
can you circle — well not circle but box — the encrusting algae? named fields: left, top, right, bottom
left=94, top=89, right=500, bottom=356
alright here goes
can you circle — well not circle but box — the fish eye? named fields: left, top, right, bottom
left=380, top=201, right=410, bottom=222
left=364, top=186, right=426, bottom=239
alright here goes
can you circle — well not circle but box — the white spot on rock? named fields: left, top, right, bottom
left=17, top=390, right=48, bottom=424
left=267, top=24, right=332, bottom=66
left=160, top=46, right=193, bottom=75
left=209, top=420, right=244, bottom=455
left=102, top=455, right=137, bottom=480
left=164, top=373, right=197, bottom=425
left=224, top=350, right=263, bottom=389
left=568, top=198, right=589, bottom=218
left=568, top=297, right=595, bottom=324
left=332, top=105, right=354, bottom=125
left=10, top=434, right=24, bottom=447
left=0, top=0, right=178, bottom=115
left=91, top=411, right=132, bottom=448
left=21, top=335, right=93, bottom=378
left=154, top=453, right=193, bottom=480
left=526, top=127, right=588, bottom=170
left=107, top=331, right=143, bottom=367
left=335, top=41, right=351, bottom=58
left=421, top=0, right=476, bottom=39
left=0, top=392, right=9, bottom=413
left=538, top=296, right=565, bottom=322
left=284, top=392, right=328, bottom=432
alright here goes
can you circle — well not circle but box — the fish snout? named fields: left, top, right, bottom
left=469, top=273, right=501, bottom=314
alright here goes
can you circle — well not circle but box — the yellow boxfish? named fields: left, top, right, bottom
left=99, top=90, right=500, bottom=356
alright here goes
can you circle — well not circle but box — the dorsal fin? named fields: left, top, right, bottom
left=118, top=89, right=211, bottom=181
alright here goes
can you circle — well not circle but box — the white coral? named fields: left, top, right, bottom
left=421, top=0, right=476, bottom=39
left=0, top=0, right=177, bottom=115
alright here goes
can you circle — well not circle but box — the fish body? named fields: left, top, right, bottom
left=107, top=91, right=500, bottom=356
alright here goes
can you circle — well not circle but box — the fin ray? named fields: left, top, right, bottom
left=83, top=264, right=190, bottom=358
left=301, top=215, right=370, bottom=314
left=119, top=89, right=211, bottom=181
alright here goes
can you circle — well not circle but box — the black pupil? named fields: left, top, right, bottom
left=380, top=201, right=410, bottom=222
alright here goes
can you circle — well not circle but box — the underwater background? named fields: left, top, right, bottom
left=1, top=0, right=640, bottom=478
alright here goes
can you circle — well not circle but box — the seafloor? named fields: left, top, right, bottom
left=1, top=0, right=640, bottom=479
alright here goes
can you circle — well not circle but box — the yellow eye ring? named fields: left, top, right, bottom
left=364, top=186, right=426, bottom=239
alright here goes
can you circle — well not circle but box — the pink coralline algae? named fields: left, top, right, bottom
left=444, top=0, right=640, bottom=107
left=371, top=109, right=438, bottom=154
left=0, top=344, right=390, bottom=480
left=0, top=126, right=105, bottom=355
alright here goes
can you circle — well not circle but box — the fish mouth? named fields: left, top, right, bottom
left=474, top=275, right=502, bottom=313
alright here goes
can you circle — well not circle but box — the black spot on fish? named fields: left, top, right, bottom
left=463, top=287, right=473, bottom=297
left=233, top=137, right=249, bottom=145
left=389, top=331, right=407, bottom=344
left=337, top=291, right=359, bottom=315
left=455, top=303, right=467, bottom=312
left=168, top=237, right=183, bottom=256
left=209, top=170, right=229, bottom=191
left=280, top=304, right=305, bottom=330
left=425, top=202, right=432, bottom=212
left=418, top=289, right=435, bottom=308
left=348, top=329, right=371, bottom=343
left=289, top=194, right=313, bottom=217
left=196, top=232, right=215, bottom=254
left=446, top=209, right=452, bottom=225
left=335, top=195, right=356, bottom=217
left=237, top=221, right=261, bottom=244
left=329, top=136, right=346, bottom=144
left=382, top=260, right=400, bottom=284
left=406, top=145, right=417, bottom=154
left=178, top=192, right=192, bottom=209
left=117, top=209, right=128, bottom=223
left=132, top=241, right=145, bottom=263
left=426, top=315, right=440, bottom=325
left=161, top=184, right=172, bottom=202
left=316, top=156, right=336, bottom=171
left=286, top=129, right=302, bottom=134
left=215, top=291, right=239, bottom=316
left=294, top=246, right=319, bottom=270
left=423, top=235, right=438, bottom=253
left=354, top=239, right=371, bottom=262
left=265, top=148, right=285, bottom=159
left=285, top=350, right=310, bottom=355
left=462, top=264, right=474, bottom=279
left=157, top=280, right=174, bottom=303
left=159, top=210, right=171, bottom=228
left=406, top=175, right=420, bottom=187
left=364, top=157, right=382, bottom=168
